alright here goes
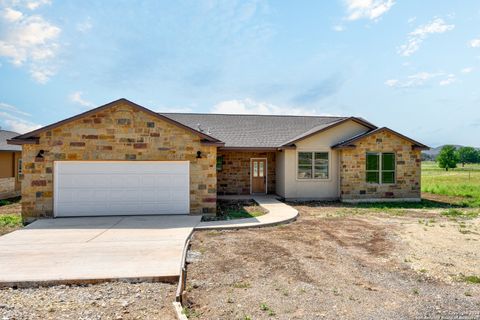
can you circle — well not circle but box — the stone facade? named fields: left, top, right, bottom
left=0, top=177, right=19, bottom=200
left=217, top=151, right=275, bottom=195
left=21, top=102, right=216, bottom=222
left=339, top=130, right=421, bottom=200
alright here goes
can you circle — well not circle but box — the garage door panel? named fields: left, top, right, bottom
left=54, top=161, right=190, bottom=217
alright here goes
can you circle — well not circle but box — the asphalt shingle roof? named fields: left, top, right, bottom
left=0, top=130, right=21, bottom=151
left=160, top=113, right=349, bottom=148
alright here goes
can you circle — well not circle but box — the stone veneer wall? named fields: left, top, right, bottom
left=0, top=177, right=18, bottom=200
left=340, top=131, right=421, bottom=200
left=217, top=151, right=275, bottom=195
left=21, top=102, right=217, bottom=222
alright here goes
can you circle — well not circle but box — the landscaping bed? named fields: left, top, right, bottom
left=201, top=199, right=267, bottom=222
left=184, top=201, right=480, bottom=319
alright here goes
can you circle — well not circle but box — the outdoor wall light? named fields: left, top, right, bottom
left=36, top=150, right=45, bottom=158
left=196, top=151, right=202, bottom=159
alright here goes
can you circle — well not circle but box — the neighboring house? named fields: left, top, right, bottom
left=0, top=130, right=22, bottom=200
left=8, top=99, right=428, bottom=223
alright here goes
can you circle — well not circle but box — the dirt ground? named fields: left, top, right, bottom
left=185, top=202, right=480, bottom=319
left=0, top=282, right=177, bottom=320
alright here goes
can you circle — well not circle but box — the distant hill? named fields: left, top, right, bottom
left=422, top=145, right=480, bottom=160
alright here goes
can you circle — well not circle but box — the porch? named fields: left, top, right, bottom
left=216, top=150, right=276, bottom=195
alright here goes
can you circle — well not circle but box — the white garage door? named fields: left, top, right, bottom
left=54, top=161, right=190, bottom=217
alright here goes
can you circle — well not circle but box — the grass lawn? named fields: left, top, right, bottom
left=422, top=161, right=480, bottom=207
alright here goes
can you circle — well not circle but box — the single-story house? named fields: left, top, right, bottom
left=0, top=130, right=22, bottom=200
left=8, top=99, right=428, bottom=223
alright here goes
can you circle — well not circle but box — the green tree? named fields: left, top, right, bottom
left=437, top=145, right=458, bottom=171
left=456, top=146, right=479, bottom=166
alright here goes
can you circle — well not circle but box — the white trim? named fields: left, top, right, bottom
left=250, top=158, right=268, bottom=194
left=342, top=198, right=421, bottom=203
left=295, top=150, right=331, bottom=182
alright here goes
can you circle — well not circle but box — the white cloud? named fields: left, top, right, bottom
left=407, top=16, right=416, bottom=24
left=0, top=102, right=41, bottom=134
left=0, top=102, right=31, bottom=117
left=77, top=17, right=92, bottom=33
left=439, top=74, right=456, bottom=86
left=25, top=0, right=51, bottom=10
left=461, top=67, right=473, bottom=74
left=69, top=91, right=94, bottom=108
left=0, top=3, right=60, bottom=83
left=344, top=0, right=395, bottom=21
left=385, top=79, right=399, bottom=87
left=3, top=8, right=23, bottom=22
left=333, top=25, right=345, bottom=32
left=385, top=72, right=444, bottom=88
left=210, top=99, right=334, bottom=116
left=469, top=38, right=480, bottom=48
left=4, top=119, right=42, bottom=133
left=398, top=18, right=454, bottom=56
left=29, top=65, right=55, bottom=84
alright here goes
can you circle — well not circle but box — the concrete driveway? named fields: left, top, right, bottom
left=0, top=215, right=200, bottom=287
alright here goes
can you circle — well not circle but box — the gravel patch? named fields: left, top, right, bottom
left=0, top=281, right=177, bottom=320
left=185, top=203, right=480, bottom=319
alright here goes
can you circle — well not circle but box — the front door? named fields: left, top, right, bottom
left=251, top=159, right=266, bottom=193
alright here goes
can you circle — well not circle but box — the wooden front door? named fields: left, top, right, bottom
left=251, top=159, right=266, bottom=193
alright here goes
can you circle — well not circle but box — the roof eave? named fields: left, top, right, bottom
left=9, top=98, right=222, bottom=144
left=280, top=117, right=377, bottom=147
left=331, top=127, right=430, bottom=150
left=219, top=146, right=279, bottom=151
left=7, top=138, right=39, bottom=145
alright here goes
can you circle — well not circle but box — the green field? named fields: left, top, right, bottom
left=422, top=161, right=480, bottom=207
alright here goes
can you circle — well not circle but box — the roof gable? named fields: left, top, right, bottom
left=280, top=117, right=376, bottom=147
left=332, top=127, right=429, bottom=150
left=8, top=99, right=223, bottom=145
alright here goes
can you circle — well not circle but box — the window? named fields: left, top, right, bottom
left=216, top=156, right=223, bottom=171
left=297, top=152, right=329, bottom=179
left=366, top=152, right=395, bottom=184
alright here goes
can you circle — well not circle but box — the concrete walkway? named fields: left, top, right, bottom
left=0, top=215, right=200, bottom=287
left=195, top=195, right=298, bottom=230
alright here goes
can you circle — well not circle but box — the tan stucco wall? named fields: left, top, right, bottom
left=217, top=151, right=275, bottom=195
left=279, top=120, right=370, bottom=199
left=275, top=151, right=285, bottom=197
left=339, top=130, right=421, bottom=200
left=21, top=102, right=216, bottom=222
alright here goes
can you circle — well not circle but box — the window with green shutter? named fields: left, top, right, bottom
left=366, top=152, right=395, bottom=184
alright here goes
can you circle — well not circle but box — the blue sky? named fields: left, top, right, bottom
left=0, top=0, right=479, bottom=147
